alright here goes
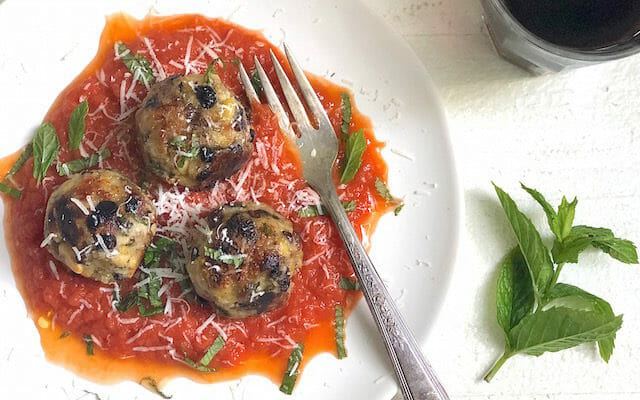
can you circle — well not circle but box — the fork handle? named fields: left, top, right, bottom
left=319, top=186, right=450, bottom=400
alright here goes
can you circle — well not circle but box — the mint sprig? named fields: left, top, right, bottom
left=485, top=183, right=637, bottom=382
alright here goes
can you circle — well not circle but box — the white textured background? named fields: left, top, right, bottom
left=366, top=0, right=640, bottom=399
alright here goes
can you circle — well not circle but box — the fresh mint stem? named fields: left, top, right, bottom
left=550, top=263, right=564, bottom=287
left=484, top=352, right=512, bottom=382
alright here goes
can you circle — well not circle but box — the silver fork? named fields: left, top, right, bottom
left=238, top=45, right=450, bottom=400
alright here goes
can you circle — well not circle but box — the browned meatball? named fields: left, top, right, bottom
left=44, top=170, right=156, bottom=284
left=187, top=203, right=303, bottom=318
left=135, top=73, right=253, bottom=189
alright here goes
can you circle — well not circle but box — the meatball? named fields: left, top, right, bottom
left=187, top=203, right=303, bottom=318
left=44, top=170, right=156, bottom=284
left=135, top=73, right=253, bottom=189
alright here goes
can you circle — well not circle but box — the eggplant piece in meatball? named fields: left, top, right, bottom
left=44, top=170, right=156, bottom=284
left=135, top=73, right=253, bottom=189
left=187, top=203, right=303, bottom=318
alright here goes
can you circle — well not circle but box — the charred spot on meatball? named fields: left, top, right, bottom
left=135, top=73, right=254, bottom=189
left=187, top=203, right=303, bottom=319
left=43, top=170, right=157, bottom=284
left=194, top=84, right=217, bottom=108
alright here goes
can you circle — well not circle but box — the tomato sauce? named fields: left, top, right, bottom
left=0, top=13, right=390, bottom=389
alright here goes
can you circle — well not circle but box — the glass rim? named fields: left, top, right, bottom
left=486, top=0, right=640, bottom=61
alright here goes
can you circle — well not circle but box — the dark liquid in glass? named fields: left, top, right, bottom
left=504, top=0, right=640, bottom=50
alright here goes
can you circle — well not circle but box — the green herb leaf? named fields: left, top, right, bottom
left=205, top=60, right=218, bottom=84
left=204, top=247, right=247, bottom=268
left=340, top=93, right=352, bottom=139
left=140, top=377, right=172, bottom=399
left=199, top=335, right=225, bottom=367
left=184, top=354, right=213, bottom=372
left=137, top=302, right=164, bottom=317
left=496, top=248, right=534, bottom=339
left=32, top=122, right=60, bottom=185
left=509, top=307, right=622, bottom=356
left=115, top=291, right=138, bottom=313
left=493, top=183, right=555, bottom=301
left=335, top=305, right=347, bottom=359
left=6, top=143, right=33, bottom=178
left=59, top=331, right=71, bottom=339
left=116, top=42, right=155, bottom=85
left=0, top=182, right=21, bottom=199
left=546, top=283, right=618, bottom=362
left=58, top=149, right=111, bottom=176
left=339, top=277, right=360, bottom=291
left=553, top=225, right=638, bottom=264
left=557, top=196, right=578, bottom=241
left=250, top=69, right=263, bottom=94
left=68, top=100, right=89, bottom=150
left=394, top=204, right=404, bottom=216
left=375, top=177, right=394, bottom=201
left=148, top=271, right=163, bottom=307
left=298, top=201, right=356, bottom=218
left=340, top=129, right=366, bottom=184
left=279, top=344, right=304, bottom=395
left=83, top=334, right=94, bottom=355
left=143, top=237, right=176, bottom=268
left=521, top=183, right=561, bottom=240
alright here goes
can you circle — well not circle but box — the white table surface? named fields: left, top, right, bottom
left=362, top=0, right=640, bottom=399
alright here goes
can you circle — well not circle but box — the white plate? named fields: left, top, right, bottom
left=0, top=0, right=461, bottom=399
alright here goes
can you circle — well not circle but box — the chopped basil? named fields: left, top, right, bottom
left=143, top=237, right=176, bottom=268
left=115, top=291, right=138, bottom=313
left=342, top=200, right=357, bottom=213
left=374, top=177, right=393, bottom=201
left=173, top=136, right=200, bottom=169
left=59, top=331, right=71, bottom=339
left=204, top=247, right=247, bottom=268
left=204, top=60, right=218, bottom=84
left=0, top=182, right=21, bottom=199
left=340, top=93, right=352, bottom=140
left=137, top=303, right=164, bottom=317
left=148, top=271, right=163, bottom=307
left=68, top=100, right=88, bottom=150
left=279, top=344, right=304, bottom=395
left=184, top=353, right=213, bottom=372
left=298, top=201, right=356, bottom=218
left=32, top=122, right=60, bottom=185
left=250, top=69, right=262, bottom=94
left=140, top=377, right=172, bottom=399
left=83, top=334, right=94, bottom=355
left=6, top=143, right=33, bottom=178
left=339, top=277, right=360, bottom=291
left=168, top=136, right=187, bottom=149
left=375, top=177, right=404, bottom=216
left=58, top=149, right=111, bottom=176
left=340, top=129, right=366, bottom=184
left=199, top=335, right=225, bottom=367
left=335, top=305, right=347, bottom=359
left=115, top=42, right=155, bottom=85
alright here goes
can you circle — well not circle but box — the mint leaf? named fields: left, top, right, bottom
left=58, top=149, right=111, bottom=176
left=6, top=143, right=33, bottom=179
left=546, top=283, right=617, bottom=362
left=557, top=196, right=577, bottom=241
left=32, top=122, right=60, bottom=185
left=199, top=335, right=225, bottom=367
left=83, top=334, right=94, bottom=356
left=335, top=305, right=347, bottom=359
left=68, top=100, right=88, bottom=150
left=339, top=277, right=360, bottom=290
left=496, top=248, right=534, bottom=338
left=280, top=344, right=304, bottom=395
left=0, top=182, right=21, bottom=199
left=509, top=307, right=622, bottom=356
left=553, top=225, right=638, bottom=264
left=250, top=69, right=262, bottom=94
left=340, top=92, right=352, bottom=139
left=204, top=247, right=247, bottom=268
left=340, top=129, right=366, bottom=184
left=115, top=42, right=155, bottom=85
left=521, top=183, right=560, bottom=239
left=204, top=59, right=218, bottom=84
left=493, top=184, right=555, bottom=300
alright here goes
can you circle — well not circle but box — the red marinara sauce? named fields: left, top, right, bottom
left=0, top=14, right=391, bottom=387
